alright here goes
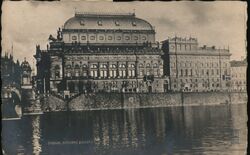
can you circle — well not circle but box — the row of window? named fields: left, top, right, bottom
left=71, top=35, right=147, bottom=41
left=178, top=78, right=220, bottom=83
left=62, top=63, right=160, bottom=69
left=173, top=83, right=221, bottom=88
left=64, top=70, right=136, bottom=78
left=79, top=20, right=137, bottom=27
left=231, top=81, right=246, bottom=85
left=231, top=73, right=246, bottom=78
left=173, top=69, right=228, bottom=77
left=170, top=44, right=195, bottom=50
left=171, top=62, right=228, bottom=68
left=55, top=68, right=162, bottom=79
left=172, top=56, right=229, bottom=61
left=64, top=64, right=135, bottom=69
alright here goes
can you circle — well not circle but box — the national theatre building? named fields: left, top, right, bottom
left=34, top=12, right=169, bottom=98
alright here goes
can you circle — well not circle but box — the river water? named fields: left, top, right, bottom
left=2, top=104, right=247, bottom=155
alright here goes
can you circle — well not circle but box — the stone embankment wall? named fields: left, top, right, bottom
left=40, top=95, right=67, bottom=111
left=41, top=92, right=247, bottom=112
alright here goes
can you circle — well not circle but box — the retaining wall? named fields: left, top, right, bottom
left=40, top=92, right=247, bottom=111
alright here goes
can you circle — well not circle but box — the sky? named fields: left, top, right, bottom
left=2, top=1, right=247, bottom=66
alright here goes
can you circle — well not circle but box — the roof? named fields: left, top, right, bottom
left=63, top=12, right=154, bottom=31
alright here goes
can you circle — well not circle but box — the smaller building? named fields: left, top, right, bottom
left=230, top=59, right=247, bottom=92
left=162, top=36, right=231, bottom=92
left=1, top=53, right=22, bottom=88
left=21, top=58, right=32, bottom=89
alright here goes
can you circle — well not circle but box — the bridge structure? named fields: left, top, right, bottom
left=1, top=86, right=22, bottom=120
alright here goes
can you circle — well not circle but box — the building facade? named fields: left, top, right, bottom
left=162, top=37, right=231, bottom=92
left=20, top=59, right=32, bottom=89
left=1, top=53, right=22, bottom=88
left=230, top=59, right=247, bottom=92
left=34, top=12, right=169, bottom=99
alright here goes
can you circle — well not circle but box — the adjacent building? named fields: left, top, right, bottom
left=34, top=12, right=169, bottom=99
left=230, top=59, right=247, bottom=92
left=162, top=37, right=231, bottom=92
left=1, top=53, right=22, bottom=88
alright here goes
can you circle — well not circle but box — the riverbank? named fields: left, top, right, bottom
left=39, top=92, right=247, bottom=112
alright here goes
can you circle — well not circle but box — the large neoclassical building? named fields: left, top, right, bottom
left=34, top=12, right=169, bottom=98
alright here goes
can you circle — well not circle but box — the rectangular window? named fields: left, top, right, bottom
left=83, top=71, right=87, bottom=77
left=98, top=20, right=102, bottom=26
left=125, top=36, right=130, bottom=40
left=90, top=36, right=95, bottom=40
left=108, top=36, right=112, bottom=40
left=72, top=36, right=77, bottom=40
left=75, top=72, right=79, bottom=77
left=132, top=70, right=135, bottom=77
left=142, top=36, right=146, bottom=40
left=117, top=36, right=122, bottom=40
left=99, top=36, right=104, bottom=40
left=81, top=36, right=86, bottom=40
left=140, top=70, right=143, bottom=76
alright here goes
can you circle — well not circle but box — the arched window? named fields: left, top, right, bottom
left=132, top=21, right=136, bottom=26
left=115, top=21, right=120, bottom=26
left=55, top=71, right=60, bottom=78
left=82, top=64, right=88, bottom=68
left=119, top=64, right=126, bottom=68
left=66, top=65, right=71, bottom=69
left=146, top=63, right=150, bottom=68
left=75, top=64, right=80, bottom=69
left=97, top=20, right=102, bottom=26
left=100, top=64, right=107, bottom=69
left=55, top=65, right=60, bottom=70
left=80, top=20, right=85, bottom=25
left=67, top=72, right=71, bottom=77
left=139, top=64, right=143, bottom=68
left=130, top=64, right=135, bottom=68
left=111, top=64, right=117, bottom=68
left=153, top=63, right=158, bottom=68
left=91, top=64, right=98, bottom=69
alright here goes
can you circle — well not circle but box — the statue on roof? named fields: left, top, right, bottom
left=57, top=28, right=63, bottom=41
left=49, top=34, right=56, bottom=42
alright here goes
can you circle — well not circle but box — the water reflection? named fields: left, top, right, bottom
left=32, top=116, right=42, bottom=154
left=2, top=104, right=247, bottom=155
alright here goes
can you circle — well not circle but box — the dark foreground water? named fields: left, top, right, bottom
left=2, top=104, right=247, bottom=155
